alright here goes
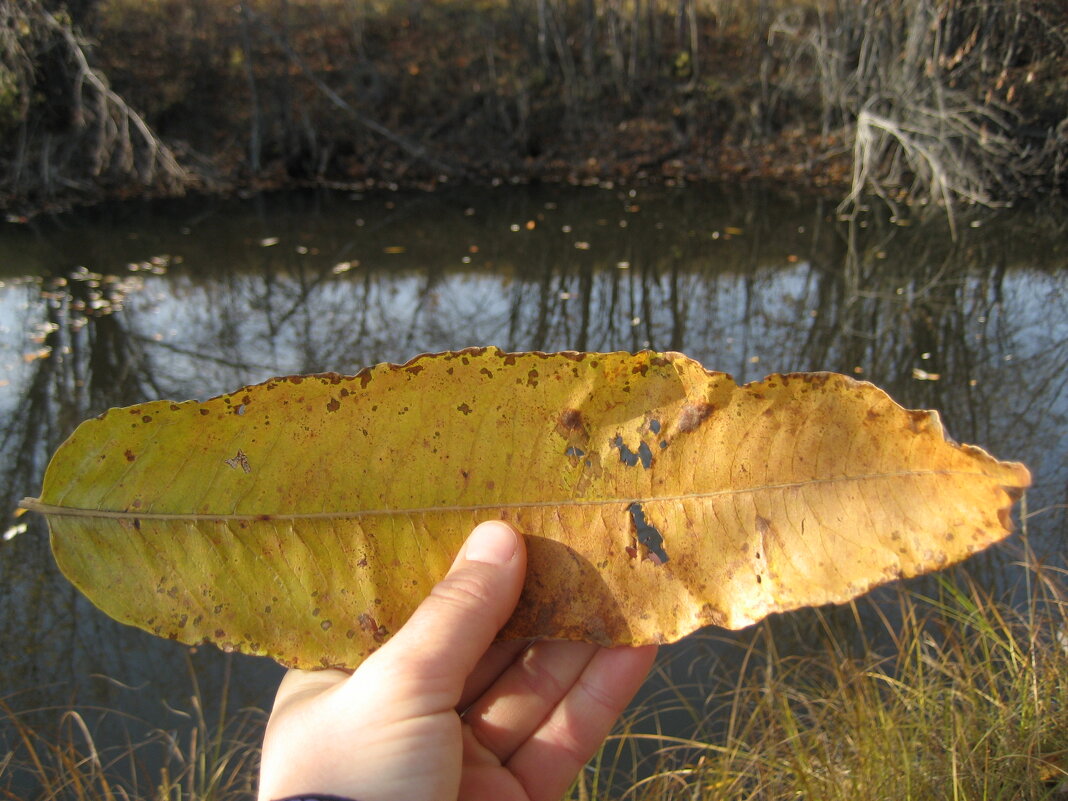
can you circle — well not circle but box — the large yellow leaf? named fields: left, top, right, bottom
left=23, top=348, right=1030, bottom=669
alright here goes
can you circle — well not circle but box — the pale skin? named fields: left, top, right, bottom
left=258, top=520, right=659, bottom=801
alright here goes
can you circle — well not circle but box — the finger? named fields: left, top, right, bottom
left=462, top=639, right=600, bottom=762
left=352, top=520, right=526, bottom=713
left=457, top=638, right=531, bottom=712
left=507, top=645, right=658, bottom=801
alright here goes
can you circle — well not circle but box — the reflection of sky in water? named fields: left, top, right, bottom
left=108, top=265, right=821, bottom=388
left=0, top=188, right=1065, bottom=789
left=0, top=281, right=41, bottom=412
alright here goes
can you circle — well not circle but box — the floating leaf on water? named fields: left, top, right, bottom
left=912, top=368, right=941, bottom=381
left=23, top=348, right=1030, bottom=670
left=23, top=347, right=51, bottom=363
left=3, top=522, right=27, bottom=542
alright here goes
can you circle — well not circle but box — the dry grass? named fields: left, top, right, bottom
left=3, top=544, right=1065, bottom=800
left=576, top=538, right=1068, bottom=800
left=0, top=656, right=263, bottom=801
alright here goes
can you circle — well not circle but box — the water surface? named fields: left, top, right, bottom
left=1, top=185, right=1064, bottom=787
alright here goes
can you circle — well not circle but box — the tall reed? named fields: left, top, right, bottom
left=575, top=539, right=1068, bottom=800
left=0, top=655, right=264, bottom=801
left=3, top=545, right=1064, bottom=800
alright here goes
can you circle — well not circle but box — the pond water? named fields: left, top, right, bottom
left=1, top=185, right=1065, bottom=789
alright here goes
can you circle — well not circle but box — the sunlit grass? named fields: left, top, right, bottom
left=576, top=538, right=1068, bottom=800
left=0, top=656, right=263, bottom=801
left=4, top=542, right=1066, bottom=800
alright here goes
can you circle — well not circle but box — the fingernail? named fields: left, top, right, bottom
left=465, top=521, right=518, bottom=565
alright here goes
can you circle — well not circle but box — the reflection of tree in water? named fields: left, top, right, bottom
left=1, top=266, right=161, bottom=686
left=122, top=198, right=1065, bottom=563
left=801, top=216, right=1067, bottom=537
left=0, top=191, right=1062, bottom=784
left=0, top=264, right=281, bottom=756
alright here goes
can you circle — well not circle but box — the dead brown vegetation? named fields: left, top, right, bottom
left=1, top=0, right=1066, bottom=213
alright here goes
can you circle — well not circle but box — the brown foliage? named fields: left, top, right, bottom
left=2, top=0, right=1067, bottom=209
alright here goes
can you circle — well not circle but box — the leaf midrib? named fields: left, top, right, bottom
left=19, top=469, right=979, bottom=521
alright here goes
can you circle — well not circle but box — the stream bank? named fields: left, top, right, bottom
left=3, top=0, right=1067, bottom=216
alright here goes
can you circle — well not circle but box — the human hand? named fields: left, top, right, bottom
left=257, top=520, right=659, bottom=801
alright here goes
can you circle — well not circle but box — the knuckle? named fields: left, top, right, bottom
left=516, top=656, right=568, bottom=702
left=428, top=568, right=495, bottom=611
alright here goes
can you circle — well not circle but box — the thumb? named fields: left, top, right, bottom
left=358, top=520, right=526, bottom=704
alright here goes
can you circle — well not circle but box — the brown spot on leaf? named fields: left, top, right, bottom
left=326, top=398, right=340, bottom=412
left=457, top=402, right=472, bottom=415
left=124, top=449, right=136, bottom=462
left=224, top=449, right=252, bottom=473
left=556, top=408, right=587, bottom=440
left=907, top=409, right=932, bottom=434
left=678, top=402, right=713, bottom=432
left=141, top=415, right=152, bottom=424
left=358, top=612, right=390, bottom=643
